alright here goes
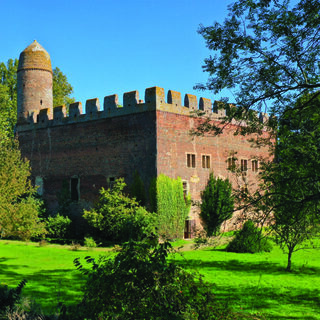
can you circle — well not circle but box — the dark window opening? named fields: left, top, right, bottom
left=187, top=154, right=196, bottom=168
left=70, top=178, right=79, bottom=201
left=252, top=160, right=259, bottom=172
left=202, top=155, right=210, bottom=169
left=227, top=157, right=236, bottom=170
left=241, top=159, right=248, bottom=172
left=108, top=177, right=115, bottom=189
left=40, top=99, right=43, bottom=105
left=241, top=159, right=248, bottom=177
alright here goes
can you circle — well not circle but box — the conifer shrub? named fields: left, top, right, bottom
left=226, top=220, right=273, bottom=253
left=73, top=239, right=237, bottom=320
left=149, top=174, right=190, bottom=240
left=200, top=173, right=234, bottom=236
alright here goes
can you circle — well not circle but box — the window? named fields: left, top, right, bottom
left=108, top=176, right=115, bottom=189
left=182, top=180, right=189, bottom=199
left=241, top=159, right=248, bottom=175
left=187, top=153, right=196, bottom=168
left=227, top=157, right=236, bottom=170
left=252, top=160, right=259, bottom=172
left=35, top=176, right=44, bottom=196
left=70, top=177, right=80, bottom=201
left=202, top=155, right=210, bottom=169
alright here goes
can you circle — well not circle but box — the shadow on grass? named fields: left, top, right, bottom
left=172, top=255, right=320, bottom=320
left=0, top=260, right=85, bottom=312
left=213, top=283, right=320, bottom=320
left=22, top=268, right=85, bottom=312
left=175, top=256, right=320, bottom=276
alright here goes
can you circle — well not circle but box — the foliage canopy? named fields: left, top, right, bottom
left=196, top=0, right=320, bottom=271
left=196, top=0, right=320, bottom=126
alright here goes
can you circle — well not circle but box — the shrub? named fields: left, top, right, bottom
left=149, top=174, right=190, bottom=239
left=200, top=173, right=234, bottom=236
left=227, top=220, right=273, bottom=253
left=83, top=178, right=156, bottom=243
left=46, top=213, right=71, bottom=240
left=73, top=238, right=237, bottom=320
left=84, top=237, right=97, bottom=248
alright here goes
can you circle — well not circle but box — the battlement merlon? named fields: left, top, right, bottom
left=15, top=86, right=269, bottom=131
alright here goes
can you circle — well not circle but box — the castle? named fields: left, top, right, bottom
left=16, top=40, right=270, bottom=237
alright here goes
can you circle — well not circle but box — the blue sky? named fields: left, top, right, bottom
left=1, top=0, right=234, bottom=107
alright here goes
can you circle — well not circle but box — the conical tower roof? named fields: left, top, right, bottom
left=18, top=40, right=52, bottom=73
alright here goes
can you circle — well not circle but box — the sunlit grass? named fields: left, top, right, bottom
left=172, top=240, right=320, bottom=319
left=1, top=238, right=320, bottom=319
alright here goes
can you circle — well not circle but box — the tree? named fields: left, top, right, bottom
left=0, top=132, right=46, bottom=240
left=52, top=67, right=75, bottom=107
left=83, top=178, right=155, bottom=243
left=200, top=173, right=234, bottom=236
left=0, top=59, right=18, bottom=139
left=265, top=95, right=320, bottom=271
left=195, top=0, right=320, bottom=132
left=196, top=0, right=320, bottom=271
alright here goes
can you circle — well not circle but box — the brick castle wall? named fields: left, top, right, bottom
left=18, top=111, right=157, bottom=211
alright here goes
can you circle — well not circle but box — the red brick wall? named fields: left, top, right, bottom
left=156, top=110, right=270, bottom=226
left=18, top=111, right=157, bottom=210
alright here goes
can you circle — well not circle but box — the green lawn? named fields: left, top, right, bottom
left=172, top=242, right=320, bottom=320
left=0, top=240, right=113, bottom=313
left=0, top=239, right=319, bottom=319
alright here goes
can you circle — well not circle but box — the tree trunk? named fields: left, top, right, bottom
left=286, top=249, right=293, bottom=272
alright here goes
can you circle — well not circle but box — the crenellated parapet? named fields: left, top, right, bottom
left=16, top=86, right=269, bottom=132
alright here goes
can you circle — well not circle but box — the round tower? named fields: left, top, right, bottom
left=17, top=40, right=53, bottom=124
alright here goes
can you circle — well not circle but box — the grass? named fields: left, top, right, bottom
left=0, top=238, right=320, bottom=319
left=0, top=240, right=113, bottom=313
left=172, top=241, right=320, bottom=320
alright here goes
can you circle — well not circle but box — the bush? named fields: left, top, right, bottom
left=84, top=237, right=97, bottom=248
left=46, top=213, right=71, bottom=240
left=149, top=174, right=190, bottom=239
left=73, top=238, right=237, bottom=320
left=83, top=178, right=156, bottom=243
left=227, top=220, right=273, bottom=253
left=200, top=173, right=234, bottom=236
